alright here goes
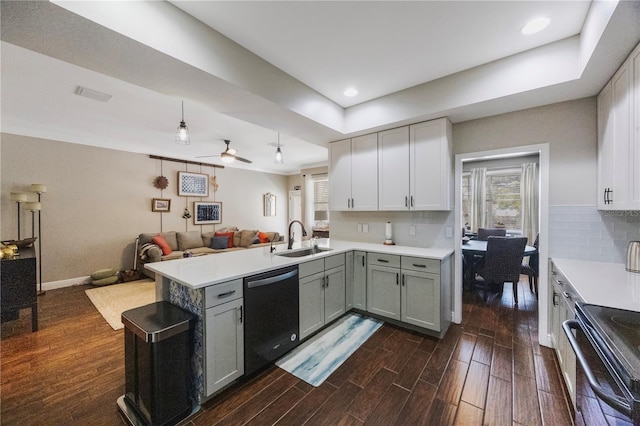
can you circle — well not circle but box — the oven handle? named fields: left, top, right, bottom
left=563, top=320, right=633, bottom=417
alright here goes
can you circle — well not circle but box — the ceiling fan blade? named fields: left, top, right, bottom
left=195, top=154, right=219, bottom=158
left=235, top=156, right=252, bottom=164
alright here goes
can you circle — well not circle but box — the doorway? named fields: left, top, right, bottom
left=288, top=190, right=302, bottom=223
left=454, top=143, right=550, bottom=347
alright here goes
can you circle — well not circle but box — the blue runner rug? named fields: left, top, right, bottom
left=276, top=313, right=383, bottom=387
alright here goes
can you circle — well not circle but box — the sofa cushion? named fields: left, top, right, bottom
left=233, top=231, right=241, bottom=247
left=217, top=226, right=239, bottom=233
left=240, top=230, right=258, bottom=248
left=201, top=232, right=214, bottom=248
left=161, top=251, right=184, bottom=261
left=177, top=231, right=204, bottom=251
left=215, top=232, right=235, bottom=248
left=190, top=247, right=217, bottom=255
left=258, top=231, right=279, bottom=243
left=211, top=236, right=229, bottom=250
left=153, top=234, right=173, bottom=255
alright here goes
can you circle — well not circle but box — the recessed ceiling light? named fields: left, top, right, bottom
left=521, top=16, right=550, bottom=35
left=344, top=87, right=358, bottom=97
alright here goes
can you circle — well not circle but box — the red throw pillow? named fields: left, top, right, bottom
left=215, top=232, right=235, bottom=248
left=258, top=231, right=270, bottom=244
left=152, top=234, right=172, bottom=255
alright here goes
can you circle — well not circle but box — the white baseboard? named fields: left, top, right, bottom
left=42, top=276, right=91, bottom=291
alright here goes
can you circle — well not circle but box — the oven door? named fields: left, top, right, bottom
left=563, top=320, right=637, bottom=425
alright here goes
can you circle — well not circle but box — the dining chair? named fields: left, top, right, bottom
left=477, top=227, right=507, bottom=240
left=521, top=233, right=540, bottom=297
left=474, top=236, right=528, bottom=304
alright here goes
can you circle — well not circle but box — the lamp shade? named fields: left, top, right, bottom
left=25, top=202, right=41, bottom=211
left=10, top=192, right=27, bottom=202
left=30, top=184, right=47, bottom=193
left=314, top=210, right=328, bottom=221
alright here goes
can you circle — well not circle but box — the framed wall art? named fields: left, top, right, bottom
left=178, top=171, right=209, bottom=197
left=152, top=198, right=171, bottom=212
left=194, top=201, right=222, bottom=225
left=263, top=193, right=276, bottom=216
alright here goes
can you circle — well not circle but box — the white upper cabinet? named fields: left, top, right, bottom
left=378, top=118, right=452, bottom=211
left=597, top=41, right=640, bottom=210
left=329, top=134, right=378, bottom=211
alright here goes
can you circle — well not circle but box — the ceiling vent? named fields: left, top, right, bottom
left=75, top=86, right=112, bottom=103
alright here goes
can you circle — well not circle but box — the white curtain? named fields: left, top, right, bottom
left=469, top=167, right=486, bottom=232
left=521, top=162, right=539, bottom=244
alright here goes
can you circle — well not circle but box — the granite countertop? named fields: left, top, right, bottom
left=146, top=239, right=454, bottom=290
left=551, top=258, right=640, bottom=312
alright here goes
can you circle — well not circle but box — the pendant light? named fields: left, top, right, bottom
left=274, top=133, right=284, bottom=164
left=175, top=101, right=191, bottom=145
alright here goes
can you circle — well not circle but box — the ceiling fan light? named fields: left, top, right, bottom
left=175, top=101, right=191, bottom=145
left=274, top=146, right=284, bottom=164
left=221, top=152, right=234, bottom=163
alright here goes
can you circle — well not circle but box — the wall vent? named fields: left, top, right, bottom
left=75, top=86, right=112, bottom=103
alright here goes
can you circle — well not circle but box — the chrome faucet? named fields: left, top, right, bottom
left=287, top=220, right=308, bottom=249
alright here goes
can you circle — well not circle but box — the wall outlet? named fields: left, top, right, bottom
left=445, top=226, right=453, bottom=238
left=357, top=223, right=363, bottom=233
left=362, top=224, right=369, bottom=233
left=409, top=225, right=416, bottom=235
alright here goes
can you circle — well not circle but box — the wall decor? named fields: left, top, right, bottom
left=194, top=201, right=222, bottom=225
left=263, top=193, right=276, bottom=217
left=178, top=172, right=209, bottom=197
left=152, top=198, right=171, bottom=212
left=153, top=176, right=169, bottom=190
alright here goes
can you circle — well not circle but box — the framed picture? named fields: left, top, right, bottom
left=194, top=201, right=222, bottom=225
left=152, top=198, right=171, bottom=212
left=178, top=171, right=209, bottom=197
left=264, top=193, right=276, bottom=216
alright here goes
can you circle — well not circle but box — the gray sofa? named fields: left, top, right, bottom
left=137, top=228, right=284, bottom=278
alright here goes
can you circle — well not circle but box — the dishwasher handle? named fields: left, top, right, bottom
left=246, top=269, right=298, bottom=288
left=562, top=320, right=632, bottom=417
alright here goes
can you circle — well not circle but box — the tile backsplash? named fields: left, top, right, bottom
left=549, top=205, right=640, bottom=263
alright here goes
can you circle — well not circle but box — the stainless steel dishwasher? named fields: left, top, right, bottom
left=243, top=265, right=299, bottom=376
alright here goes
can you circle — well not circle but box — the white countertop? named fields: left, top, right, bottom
left=146, top=239, right=453, bottom=290
left=551, top=258, right=640, bottom=312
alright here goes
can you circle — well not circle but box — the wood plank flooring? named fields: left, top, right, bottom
left=1, top=279, right=574, bottom=425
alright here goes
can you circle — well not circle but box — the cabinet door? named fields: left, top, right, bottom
left=611, top=62, right=633, bottom=209
left=300, top=272, right=325, bottom=340
left=205, top=298, right=244, bottom=396
left=345, top=251, right=354, bottom=310
left=597, top=82, right=614, bottom=210
left=367, top=264, right=401, bottom=320
left=351, top=133, right=379, bottom=211
left=324, top=266, right=346, bottom=323
left=329, top=139, right=352, bottom=211
left=378, top=126, right=410, bottom=210
left=353, top=251, right=367, bottom=310
left=410, top=119, right=452, bottom=211
left=631, top=45, right=640, bottom=209
left=401, top=270, right=440, bottom=331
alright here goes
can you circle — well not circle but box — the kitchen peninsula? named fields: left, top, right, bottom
left=146, top=239, right=453, bottom=404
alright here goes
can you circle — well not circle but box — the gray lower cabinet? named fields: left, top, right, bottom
left=345, top=251, right=354, bottom=310
left=204, top=279, right=244, bottom=397
left=299, top=254, right=346, bottom=340
left=367, top=253, right=449, bottom=333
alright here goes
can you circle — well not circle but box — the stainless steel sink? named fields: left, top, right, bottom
left=275, top=247, right=332, bottom=258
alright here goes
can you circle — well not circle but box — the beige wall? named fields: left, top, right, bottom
left=453, top=97, right=597, bottom=205
left=1, top=134, right=289, bottom=283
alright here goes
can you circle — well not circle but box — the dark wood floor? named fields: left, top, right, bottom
left=1, top=279, right=573, bottom=426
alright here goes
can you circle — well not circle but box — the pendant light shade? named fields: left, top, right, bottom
left=274, top=133, right=284, bottom=164
left=175, top=101, right=191, bottom=145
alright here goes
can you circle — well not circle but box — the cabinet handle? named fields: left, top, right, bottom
left=348, top=198, right=351, bottom=208
left=325, top=276, right=328, bottom=288
left=402, top=274, right=405, bottom=286
left=239, top=306, right=243, bottom=323
left=405, top=196, right=408, bottom=207
left=217, top=290, right=236, bottom=299
left=362, top=256, right=365, bottom=267
left=396, top=273, right=399, bottom=285
left=351, top=198, right=354, bottom=208
left=562, top=291, right=571, bottom=300
left=412, top=263, right=426, bottom=268
left=377, top=259, right=389, bottom=263
left=553, top=292, right=559, bottom=306
left=410, top=196, right=414, bottom=207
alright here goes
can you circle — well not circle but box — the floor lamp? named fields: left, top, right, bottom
left=31, top=184, right=47, bottom=296
left=25, top=201, right=41, bottom=294
left=10, top=192, right=27, bottom=239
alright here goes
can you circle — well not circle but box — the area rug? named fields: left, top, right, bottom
left=85, top=279, right=155, bottom=330
left=276, top=312, right=383, bottom=387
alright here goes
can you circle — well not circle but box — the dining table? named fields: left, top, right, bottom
left=461, top=239, right=538, bottom=288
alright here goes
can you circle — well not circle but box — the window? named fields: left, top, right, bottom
left=313, top=175, right=329, bottom=225
left=462, top=167, right=522, bottom=232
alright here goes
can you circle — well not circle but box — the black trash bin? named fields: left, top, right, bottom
left=118, top=301, right=195, bottom=426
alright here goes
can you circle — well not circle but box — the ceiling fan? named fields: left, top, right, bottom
left=197, top=139, right=252, bottom=164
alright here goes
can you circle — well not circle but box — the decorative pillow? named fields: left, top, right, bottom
left=177, top=231, right=204, bottom=250
left=201, top=232, right=214, bottom=248
left=214, top=232, right=235, bottom=248
left=240, top=230, right=259, bottom=247
left=233, top=231, right=242, bottom=247
left=152, top=234, right=173, bottom=255
left=258, top=231, right=271, bottom=244
left=210, top=236, right=229, bottom=250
